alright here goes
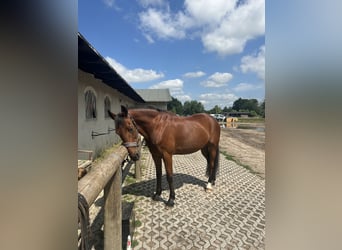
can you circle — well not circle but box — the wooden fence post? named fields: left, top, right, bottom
left=104, top=168, right=122, bottom=250
left=135, top=158, right=141, bottom=180
left=78, top=146, right=128, bottom=250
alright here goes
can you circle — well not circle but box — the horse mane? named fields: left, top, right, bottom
left=157, top=109, right=176, bottom=116
left=156, top=109, right=176, bottom=116
left=130, top=106, right=177, bottom=116
left=149, top=107, right=177, bottom=116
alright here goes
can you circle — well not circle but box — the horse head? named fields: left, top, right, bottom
left=108, top=105, right=140, bottom=161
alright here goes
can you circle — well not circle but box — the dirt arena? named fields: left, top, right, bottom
left=219, top=123, right=265, bottom=179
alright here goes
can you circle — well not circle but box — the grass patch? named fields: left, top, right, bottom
left=122, top=194, right=134, bottom=202
left=220, top=151, right=260, bottom=175
left=134, top=220, right=142, bottom=227
left=93, top=143, right=121, bottom=163
left=140, top=163, right=147, bottom=171
left=236, top=117, right=265, bottom=123
left=222, top=153, right=235, bottom=162
left=125, top=175, right=137, bottom=185
left=132, top=240, right=139, bottom=248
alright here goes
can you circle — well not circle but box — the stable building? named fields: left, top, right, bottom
left=78, top=33, right=145, bottom=157
left=135, top=89, right=172, bottom=110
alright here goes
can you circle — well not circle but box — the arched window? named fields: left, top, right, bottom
left=104, top=96, right=111, bottom=118
left=85, top=89, right=97, bottom=120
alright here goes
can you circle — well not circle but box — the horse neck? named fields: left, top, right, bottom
left=129, top=109, right=159, bottom=138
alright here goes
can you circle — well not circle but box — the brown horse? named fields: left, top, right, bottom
left=109, top=105, right=220, bottom=207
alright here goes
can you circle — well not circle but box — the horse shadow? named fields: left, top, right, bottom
left=122, top=173, right=207, bottom=200
left=87, top=173, right=206, bottom=250
left=92, top=173, right=206, bottom=208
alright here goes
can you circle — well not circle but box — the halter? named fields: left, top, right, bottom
left=121, top=114, right=140, bottom=149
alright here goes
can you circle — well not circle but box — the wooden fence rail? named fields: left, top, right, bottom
left=78, top=145, right=128, bottom=250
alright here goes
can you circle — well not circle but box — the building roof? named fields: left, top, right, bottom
left=135, top=89, right=172, bottom=102
left=78, top=33, right=145, bottom=103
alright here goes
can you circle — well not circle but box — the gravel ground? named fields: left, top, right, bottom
left=219, top=123, right=265, bottom=179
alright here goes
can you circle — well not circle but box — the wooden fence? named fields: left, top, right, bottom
left=78, top=142, right=142, bottom=250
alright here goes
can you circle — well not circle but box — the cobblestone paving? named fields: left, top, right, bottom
left=123, top=148, right=265, bottom=249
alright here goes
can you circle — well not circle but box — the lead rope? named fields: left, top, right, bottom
left=78, top=193, right=91, bottom=250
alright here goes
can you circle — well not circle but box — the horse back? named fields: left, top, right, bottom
left=151, top=112, right=220, bottom=154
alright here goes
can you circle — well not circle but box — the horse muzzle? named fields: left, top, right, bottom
left=130, top=152, right=140, bottom=161
left=122, top=141, right=140, bottom=161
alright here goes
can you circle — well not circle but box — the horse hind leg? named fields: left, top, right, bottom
left=201, top=146, right=213, bottom=191
left=201, top=147, right=210, bottom=177
left=206, top=172, right=214, bottom=191
left=206, top=144, right=219, bottom=192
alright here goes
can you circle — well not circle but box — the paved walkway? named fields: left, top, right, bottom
left=122, top=148, right=265, bottom=249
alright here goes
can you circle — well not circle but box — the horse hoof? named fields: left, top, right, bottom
left=166, top=199, right=174, bottom=207
left=206, top=183, right=213, bottom=192
left=152, top=194, right=162, bottom=201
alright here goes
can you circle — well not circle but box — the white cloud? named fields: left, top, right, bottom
left=240, top=45, right=265, bottom=80
left=149, top=79, right=183, bottom=89
left=102, top=0, right=121, bottom=10
left=233, top=82, right=263, bottom=92
left=176, top=95, right=192, bottom=103
left=139, top=9, right=190, bottom=40
left=103, top=0, right=115, bottom=7
left=201, top=72, right=233, bottom=87
left=149, top=79, right=193, bottom=102
left=201, top=80, right=225, bottom=88
left=184, top=0, right=236, bottom=25
left=209, top=72, right=233, bottom=83
left=138, top=0, right=167, bottom=8
left=202, top=0, right=265, bottom=55
left=149, top=79, right=184, bottom=95
left=183, top=71, right=206, bottom=78
left=138, top=0, right=265, bottom=56
left=199, top=92, right=238, bottom=109
left=143, top=33, right=155, bottom=44
left=105, top=57, right=164, bottom=83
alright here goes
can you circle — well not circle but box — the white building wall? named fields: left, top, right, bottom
left=78, top=70, right=137, bottom=157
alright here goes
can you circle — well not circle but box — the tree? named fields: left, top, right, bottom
left=222, top=106, right=233, bottom=113
left=208, top=105, right=222, bottom=114
left=259, top=99, right=265, bottom=118
left=183, top=100, right=205, bottom=115
left=250, top=110, right=258, bottom=117
left=232, top=98, right=260, bottom=115
left=232, top=98, right=243, bottom=111
left=167, top=97, right=183, bottom=115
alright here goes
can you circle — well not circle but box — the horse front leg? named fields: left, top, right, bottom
left=151, top=154, right=162, bottom=201
left=163, top=153, right=175, bottom=207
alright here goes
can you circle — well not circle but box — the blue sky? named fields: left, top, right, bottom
left=79, top=0, right=265, bottom=110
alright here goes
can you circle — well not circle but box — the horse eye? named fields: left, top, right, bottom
left=128, top=127, right=134, bottom=133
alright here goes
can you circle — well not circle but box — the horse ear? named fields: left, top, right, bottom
left=108, top=110, right=116, bottom=120
left=121, top=105, right=128, bottom=117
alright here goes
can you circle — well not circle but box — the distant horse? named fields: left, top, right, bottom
left=109, top=106, right=220, bottom=207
